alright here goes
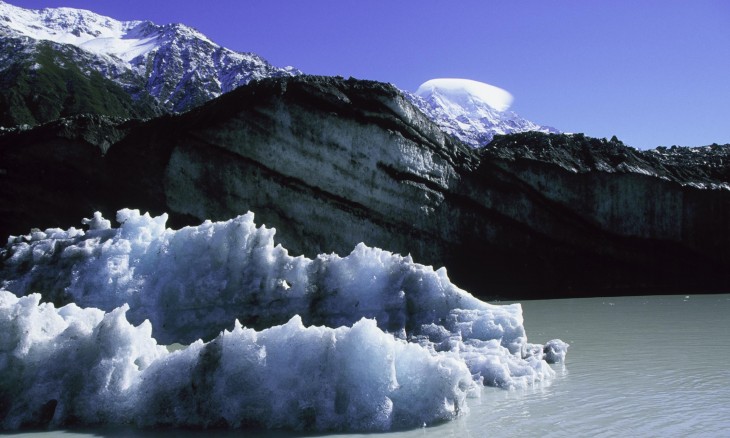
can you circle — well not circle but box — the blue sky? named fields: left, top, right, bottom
left=11, top=0, right=730, bottom=149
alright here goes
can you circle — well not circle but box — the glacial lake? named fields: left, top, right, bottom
left=19, top=294, right=730, bottom=437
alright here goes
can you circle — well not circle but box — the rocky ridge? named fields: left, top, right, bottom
left=487, top=132, right=730, bottom=189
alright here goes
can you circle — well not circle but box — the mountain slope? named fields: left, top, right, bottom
left=0, top=1, right=299, bottom=125
left=0, top=38, right=161, bottom=126
left=0, top=2, right=554, bottom=146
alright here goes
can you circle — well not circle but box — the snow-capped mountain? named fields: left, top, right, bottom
left=408, top=78, right=558, bottom=147
left=0, top=1, right=299, bottom=114
left=0, top=2, right=553, bottom=144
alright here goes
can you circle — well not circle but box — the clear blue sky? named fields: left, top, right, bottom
left=12, top=0, right=730, bottom=149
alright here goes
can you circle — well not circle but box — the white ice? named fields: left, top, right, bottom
left=0, top=209, right=568, bottom=431
left=0, top=292, right=477, bottom=430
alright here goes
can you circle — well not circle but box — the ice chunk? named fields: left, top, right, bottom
left=543, top=339, right=570, bottom=364
left=139, top=316, right=475, bottom=430
left=81, top=211, right=112, bottom=230
left=0, top=209, right=569, bottom=431
left=0, top=291, right=166, bottom=429
left=0, top=291, right=474, bottom=431
left=1, top=210, right=523, bottom=351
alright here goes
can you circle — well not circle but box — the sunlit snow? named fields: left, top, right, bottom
left=0, top=2, right=240, bottom=65
left=409, top=78, right=556, bottom=147
left=415, top=78, right=514, bottom=112
left=0, top=209, right=567, bottom=431
left=0, top=2, right=157, bottom=63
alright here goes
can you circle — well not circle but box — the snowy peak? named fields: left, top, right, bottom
left=0, top=0, right=545, bottom=142
left=415, top=78, right=514, bottom=112
left=0, top=1, right=299, bottom=116
left=0, top=1, right=149, bottom=61
left=409, top=78, right=558, bottom=148
left=0, top=1, right=224, bottom=64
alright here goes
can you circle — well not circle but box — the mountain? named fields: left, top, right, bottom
left=0, top=2, right=553, bottom=147
left=0, top=1, right=299, bottom=125
left=408, top=78, right=558, bottom=147
left=1, top=75, right=728, bottom=299
left=0, top=34, right=162, bottom=126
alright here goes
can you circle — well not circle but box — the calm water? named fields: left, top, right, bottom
left=16, top=294, right=730, bottom=437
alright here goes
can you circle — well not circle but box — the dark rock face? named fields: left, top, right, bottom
left=1, top=76, right=728, bottom=299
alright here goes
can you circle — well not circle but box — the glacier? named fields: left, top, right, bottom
left=0, top=209, right=567, bottom=431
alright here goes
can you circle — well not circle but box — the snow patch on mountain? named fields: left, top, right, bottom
left=409, top=78, right=558, bottom=148
left=0, top=1, right=151, bottom=63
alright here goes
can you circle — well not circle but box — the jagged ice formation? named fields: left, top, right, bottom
left=0, top=209, right=567, bottom=431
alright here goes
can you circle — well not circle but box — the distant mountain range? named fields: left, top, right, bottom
left=0, top=1, right=554, bottom=145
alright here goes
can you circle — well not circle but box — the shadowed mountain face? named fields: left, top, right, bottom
left=1, top=75, right=728, bottom=299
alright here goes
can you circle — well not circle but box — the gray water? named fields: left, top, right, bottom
left=468, top=294, right=730, bottom=437
left=16, top=294, right=730, bottom=437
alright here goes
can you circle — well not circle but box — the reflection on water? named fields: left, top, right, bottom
left=12, top=295, right=730, bottom=437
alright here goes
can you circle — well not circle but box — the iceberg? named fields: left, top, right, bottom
left=0, top=209, right=567, bottom=431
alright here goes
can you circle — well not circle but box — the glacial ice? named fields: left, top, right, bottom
left=0, top=292, right=475, bottom=430
left=0, top=209, right=567, bottom=431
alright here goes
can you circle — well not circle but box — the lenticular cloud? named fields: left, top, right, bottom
left=415, top=78, right=514, bottom=112
left=0, top=209, right=567, bottom=431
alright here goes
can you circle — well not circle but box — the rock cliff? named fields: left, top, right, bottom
left=1, top=75, right=728, bottom=298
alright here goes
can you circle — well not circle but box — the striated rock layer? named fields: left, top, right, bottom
left=1, top=75, right=728, bottom=298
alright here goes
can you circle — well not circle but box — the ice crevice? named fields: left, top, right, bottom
left=0, top=209, right=568, bottom=431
